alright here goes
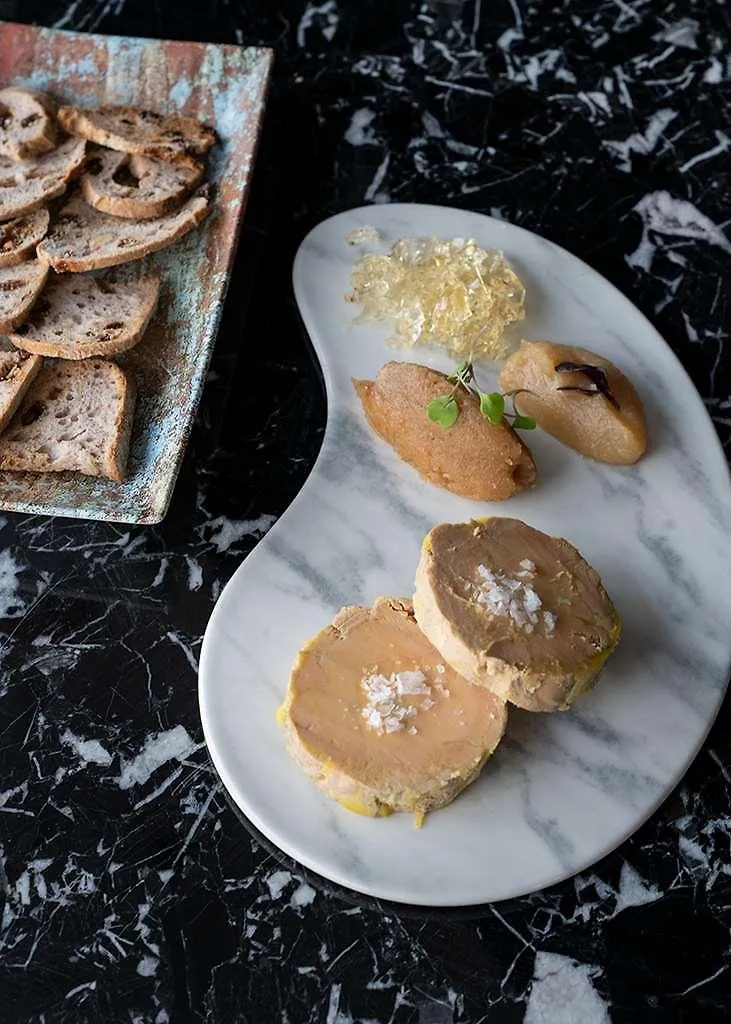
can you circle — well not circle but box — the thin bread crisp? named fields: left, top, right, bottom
left=37, top=189, right=208, bottom=272
left=81, top=148, right=203, bottom=219
left=0, top=259, right=48, bottom=331
left=0, top=358, right=135, bottom=481
left=0, top=88, right=56, bottom=161
left=10, top=270, right=160, bottom=358
left=0, top=138, right=87, bottom=221
left=0, top=348, right=43, bottom=431
left=0, top=208, right=49, bottom=266
left=58, top=105, right=215, bottom=160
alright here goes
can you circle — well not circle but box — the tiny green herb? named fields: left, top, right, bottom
left=427, top=395, right=459, bottom=427
left=478, top=391, right=505, bottom=424
left=512, top=413, right=537, bottom=430
left=426, top=362, right=535, bottom=431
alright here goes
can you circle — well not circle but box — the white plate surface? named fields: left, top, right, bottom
left=199, top=204, right=731, bottom=906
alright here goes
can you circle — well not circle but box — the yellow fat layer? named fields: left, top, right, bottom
left=565, top=613, right=622, bottom=705
left=335, top=794, right=393, bottom=817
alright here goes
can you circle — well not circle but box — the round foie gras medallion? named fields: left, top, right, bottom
left=280, top=597, right=507, bottom=823
left=414, top=518, right=621, bottom=712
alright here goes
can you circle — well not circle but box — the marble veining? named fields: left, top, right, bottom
left=1, top=1, right=730, bottom=1021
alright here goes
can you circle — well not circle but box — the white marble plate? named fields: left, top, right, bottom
left=199, top=204, right=731, bottom=906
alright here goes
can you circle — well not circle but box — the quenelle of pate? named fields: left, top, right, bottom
left=500, top=341, right=647, bottom=464
left=353, top=361, right=536, bottom=501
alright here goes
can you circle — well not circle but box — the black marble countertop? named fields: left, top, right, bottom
left=1, top=2, right=730, bottom=1022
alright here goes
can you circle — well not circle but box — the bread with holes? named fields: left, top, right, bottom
left=10, top=270, right=160, bottom=358
left=0, top=208, right=49, bottom=266
left=0, top=88, right=56, bottom=161
left=81, top=147, right=203, bottom=219
left=0, top=138, right=86, bottom=221
left=0, top=259, right=48, bottom=331
left=0, top=347, right=43, bottom=431
left=37, top=189, right=208, bottom=271
left=0, top=358, right=135, bottom=481
left=58, top=105, right=215, bottom=160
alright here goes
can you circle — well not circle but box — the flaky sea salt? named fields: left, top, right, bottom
left=361, top=669, right=436, bottom=735
left=474, top=563, right=557, bottom=636
left=517, top=558, right=536, bottom=580
left=395, top=670, right=431, bottom=696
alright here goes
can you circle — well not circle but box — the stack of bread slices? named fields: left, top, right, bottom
left=0, top=88, right=214, bottom=482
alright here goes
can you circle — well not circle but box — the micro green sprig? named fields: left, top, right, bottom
left=426, top=360, right=536, bottom=431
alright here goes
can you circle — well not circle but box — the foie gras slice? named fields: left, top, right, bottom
left=414, top=518, right=621, bottom=712
left=280, top=597, right=507, bottom=821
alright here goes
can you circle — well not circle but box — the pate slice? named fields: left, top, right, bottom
left=414, top=518, right=621, bottom=712
left=280, top=596, right=507, bottom=823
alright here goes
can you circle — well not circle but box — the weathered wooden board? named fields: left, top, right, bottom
left=0, top=21, right=272, bottom=522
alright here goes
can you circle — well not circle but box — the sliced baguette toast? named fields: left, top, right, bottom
left=58, top=105, right=215, bottom=160
left=81, top=148, right=203, bottom=219
left=0, top=138, right=87, bottom=220
left=0, top=259, right=48, bottom=331
left=0, top=358, right=135, bottom=481
left=11, top=270, right=160, bottom=358
left=37, top=189, right=208, bottom=272
left=0, top=88, right=56, bottom=161
left=0, top=347, right=43, bottom=431
left=0, top=208, right=49, bottom=266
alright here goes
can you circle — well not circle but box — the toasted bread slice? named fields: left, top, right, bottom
left=0, top=138, right=87, bottom=221
left=10, top=270, right=160, bottom=358
left=0, top=259, right=48, bottom=331
left=81, top=147, right=203, bottom=219
left=0, top=358, right=135, bottom=481
left=413, top=518, right=622, bottom=712
left=281, top=597, right=507, bottom=821
left=0, top=347, right=43, bottom=431
left=0, top=208, right=49, bottom=266
left=58, top=105, right=215, bottom=160
left=0, top=88, right=56, bottom=161
left=37, top=189, right=208, bottom=272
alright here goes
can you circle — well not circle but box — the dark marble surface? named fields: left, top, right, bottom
left=1, top=1, right=730, bottom=1022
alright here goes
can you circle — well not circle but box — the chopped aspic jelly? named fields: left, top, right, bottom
left=347, top=235, right=525, bottom=361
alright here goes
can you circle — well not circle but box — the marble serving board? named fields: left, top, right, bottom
left=0, top=21, right=272, bottom=523
left=199, top=203, right=731, bottom=907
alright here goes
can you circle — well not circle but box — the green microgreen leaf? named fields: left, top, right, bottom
left=511, top=414, right=537, bottom=430
left=427, top=395, right=459, bottom=428
left=479, top=391, right=505, bottom=424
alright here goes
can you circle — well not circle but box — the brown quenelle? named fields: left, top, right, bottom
left=500, top=341, right=647, bottom=465
left=353, top=361, right=536, bottom=501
